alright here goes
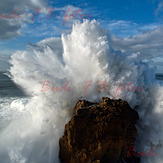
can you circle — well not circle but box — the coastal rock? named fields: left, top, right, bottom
left=59, top=97, right=139, bottom=163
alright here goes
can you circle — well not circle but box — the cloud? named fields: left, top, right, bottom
left=102, top=20, right=160, bottom=38
left=110, top=26, right=163, bottom=61
left=155, top=1, right=163, bottom=16
left=20, top=5, right=91, bottom=39
left=0, top=0, right=49, bottom=40
left=26, top=20, right=163, bottom=73
left=105, top=20, right=139, bottom=38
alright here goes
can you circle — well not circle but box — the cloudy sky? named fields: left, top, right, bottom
left=0, top=0, right=163, bottom=73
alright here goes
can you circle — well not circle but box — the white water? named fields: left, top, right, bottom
left=0, top=20, right=163, bottom=163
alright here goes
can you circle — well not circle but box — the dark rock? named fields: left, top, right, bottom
left=59, top=97, right=139, bottom=163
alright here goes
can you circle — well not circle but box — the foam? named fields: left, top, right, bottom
left=0, top=20, right=162, bottom=163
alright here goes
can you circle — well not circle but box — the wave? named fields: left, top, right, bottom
left=0, top=20, right=162, bottom=163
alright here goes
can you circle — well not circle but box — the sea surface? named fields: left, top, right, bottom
left=0, top=71, right=163, bottom=163
left=0, top=72, right=25, bottom=98
left=1, top=71, right=162, bottom=98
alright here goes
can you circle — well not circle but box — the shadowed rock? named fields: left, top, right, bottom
left=59, top=97, right=139, bottom=163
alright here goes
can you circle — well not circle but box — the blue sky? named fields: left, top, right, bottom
left=56, top=0, right=162, bottom=23
left=0, top=0, right=163, bottom=72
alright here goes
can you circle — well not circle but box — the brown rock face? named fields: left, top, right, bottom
left=59, top=97, right=139, bottom=163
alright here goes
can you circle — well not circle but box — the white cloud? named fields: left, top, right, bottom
left=110, top=26, right=163, bottom=66
left=0, top=0, right=49, bottom=40
left=27, top=21, right=163, bottom=73
left=20, top=5, right=92, bottom=38
left=102, top=20, right=160, bottom=38
left=155, top=1, right=163, bottom=16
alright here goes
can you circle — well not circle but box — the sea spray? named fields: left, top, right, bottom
left=0, top=20, right=162, bottom=163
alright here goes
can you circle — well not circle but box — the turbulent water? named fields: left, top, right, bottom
left=0, top=20, right=163, bottom=163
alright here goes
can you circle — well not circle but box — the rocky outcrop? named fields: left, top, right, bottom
left=59, top=97, right=139, bottom=163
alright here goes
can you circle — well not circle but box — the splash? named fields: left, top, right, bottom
left=0, top=20, right=163, bottom=163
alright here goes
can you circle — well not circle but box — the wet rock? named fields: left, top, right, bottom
left=59, top=97, right=139, bottom=163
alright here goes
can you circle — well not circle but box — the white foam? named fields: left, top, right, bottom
left=0, top=20, right=162, bottom=163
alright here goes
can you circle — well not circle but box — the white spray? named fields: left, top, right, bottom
left=0, top=20, right=162, bottom=163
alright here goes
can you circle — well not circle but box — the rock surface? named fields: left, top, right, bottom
left=59, top=97, right=139, bottom=163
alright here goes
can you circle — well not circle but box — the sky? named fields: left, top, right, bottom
left=0, top=0, right=163, bottom=73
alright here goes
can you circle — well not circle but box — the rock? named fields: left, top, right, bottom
left=59, top=97, right=139, bottom=163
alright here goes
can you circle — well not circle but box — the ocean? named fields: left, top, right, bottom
left=0, top=72, right=25, bottom=98
left=0, top=20, right=163, bottom=163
